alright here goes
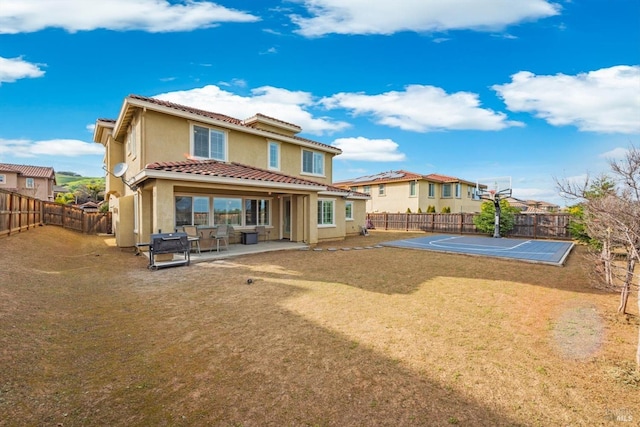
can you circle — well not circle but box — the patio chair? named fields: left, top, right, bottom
left=182, top=225, right=201, bottom=254
left=255, top=225, right=271, bottom=242
left=212, top=224, right=229, bottom=252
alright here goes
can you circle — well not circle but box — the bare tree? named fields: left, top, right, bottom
left=556, top=144, right=640, bottom=366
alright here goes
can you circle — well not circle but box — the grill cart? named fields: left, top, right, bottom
left=140, top=232, right=191, bottom=270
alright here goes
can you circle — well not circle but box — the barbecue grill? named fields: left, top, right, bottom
left=142, top=232, right=190, bottom=270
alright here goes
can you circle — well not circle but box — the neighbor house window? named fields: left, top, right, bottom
left=268, top=142, right=280, bottom=170
left=455, top=183, right=461, bottom=199
left=193, top=125, right=227, bottom=161
left=302, top=149, right=324, bottom=175
left=409, top=181, right=416, bottom=197
left=350, top=186, right=358, bottom=192
left=378, top=184, right=385, bottom=196
left=345, top=201, right=354, bottom=221
left=363, top=185, right=371, bottom=194
left=245, top=199, right=270, bottom=226
left=317, top=199, right=335, bottom=226
left=442, top=183, right=452, bottom=198
left=25, top=178, right=35, bottom=189
left=214, top=197, right=242, bottom=226
left=0, top=174, right=5, bottom=184
left=428, top=183, right=435, bottom=198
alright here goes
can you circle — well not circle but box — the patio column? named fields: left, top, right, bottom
left=152, top=180, right=175, bottom=234
left=307, top=192, right=318, bottom=245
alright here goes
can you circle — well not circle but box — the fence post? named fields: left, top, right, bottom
left=406, top=214, right=409, bottom=231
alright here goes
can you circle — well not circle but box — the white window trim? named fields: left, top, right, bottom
left=317, top=198, right=335, bottom=228
left=268, top=141, right=280, bottom=171
left=409, top=181, right=417, bottom=197
left=190, top=123, right=229, bottom=162
left=301, top=149, right=325, bottom=177
left=455, top=183, right=462, bottom=199
left=378, top=184, right=385, bottom=196
left=25, top=178, right=35, bottom=189
left=442, top=183, right=452, bottom=198
left=428, top=183, right=435, bottom=198
left=0, top=174, right=6, bottom=184
left=345, top=201, right=354, bottom=221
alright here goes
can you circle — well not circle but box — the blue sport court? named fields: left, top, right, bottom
left=381, top=235, right=575, bottom=266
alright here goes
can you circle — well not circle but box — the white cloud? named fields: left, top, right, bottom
left=154, top=84, right=350, bottom=135
left=599, top=147, right=628, bottom=160
left=321, top=85, right=523, bottom=132
left=493, top=65, right=640, bottom=134
left=290, top=0, right=560, bottom=37
left=0, top=0, right=259, bottom=34
left=0, top=56, right=45, bottom=84
left=332, top=137, right=406, bottom=161
left=0, top=138, right=104, bottom=157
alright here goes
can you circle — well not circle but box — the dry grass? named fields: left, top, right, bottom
left=0, top=226, right=638, bottom=426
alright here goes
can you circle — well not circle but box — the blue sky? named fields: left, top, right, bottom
left=0, top=0, right=638, bottom=206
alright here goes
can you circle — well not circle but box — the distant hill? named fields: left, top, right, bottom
left=56, top=173, right=105, bottom=192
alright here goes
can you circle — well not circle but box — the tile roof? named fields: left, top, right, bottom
left=0, top=163, right=55, bottom=178
left=126, top=95, right=339, bottom=153
left=145, top=159, right=328, bottom=188
left=335, top=170, right=475, bottom=186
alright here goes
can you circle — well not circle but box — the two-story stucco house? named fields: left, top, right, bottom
left=334, top=170, right=483, bottom=213
left=0, top=163, right=56, bottom=201
left=93, top=95, right=369, bottom=248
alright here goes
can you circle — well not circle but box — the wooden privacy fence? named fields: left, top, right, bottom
left=367, top=212, right=572, bottom=240
left=0, top=189, right=44, bottom=236
left=43, top=203, right=112, bottom=234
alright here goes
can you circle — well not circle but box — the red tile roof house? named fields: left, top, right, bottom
left=334, top=170, right=483, bottom=213
left=0, top=163, right=56, bottom=201
left=93, top=95, right=369, bottom=248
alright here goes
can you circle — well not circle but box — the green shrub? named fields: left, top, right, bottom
left=473, top=199, right=519, bottom=236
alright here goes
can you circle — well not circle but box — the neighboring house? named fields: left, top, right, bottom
left=334, top=170, right=483, bottom=213
left=0, top=163, right=56, bottom=201
left=505, top=197, right=560, bottom=213
left=93, top=95, right=369, bottom=248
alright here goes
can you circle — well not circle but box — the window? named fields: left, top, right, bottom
left=175, top=196, right=270, bottom=227
left=302, top=149, right=324, bottom=175
left=193, top=125, right=226, bottom=161
left=317, top=199, right=335, bottom=226
left=442, top=183, right=452, bottom=198
left=25, top=178, right=35, bottom=189
left=363, top=185, right=371, bottom=194
left=214, top=197, right=242, bottom=225
left=345, top=201, right=354, bottom=221
left=378, top=184, right=385, bottom=196
left=409, top=181, right=416, bottom=197
left=428, top=183, right=435, bottom=198
left=268, top=142, right=280, bottom=170
left=127, top=123, right=137, bottom=157
left=0, top=174, right=5, bottom=184
left=350, top=186, right=358, bottom=192
left=455, top=183, right=461, bottom=199
left=245, top=199, right=270, bottom=226
left=175, top=196, right=194, bottom=227
left=193, top=197, right=210, bottom=225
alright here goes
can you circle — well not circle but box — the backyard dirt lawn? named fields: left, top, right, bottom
left=0, top=226, right=638, bottom=426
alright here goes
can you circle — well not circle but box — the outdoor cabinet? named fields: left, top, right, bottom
left=241, top=231, right=258, bottom=245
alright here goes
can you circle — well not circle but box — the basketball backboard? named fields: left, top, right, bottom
left=476, top=176, right=512, bottom=200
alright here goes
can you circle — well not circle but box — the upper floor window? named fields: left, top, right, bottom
left=345, top=201, right=354, bottom=221
left=378, top=184, right=385, bottom=196
left=428, top=183, right=435, bottom=198
left=302, top=149, right=324, bottom=176
left=127, top=123, right=137, bottom=157
left=363, top=185, right=371, bottom=194
left=442, top=183, right=452, bottom=198
left=409, top=181, right=416, bottom=197
left=25, top=178, right=35, bottom=189
left=350, top=186, right=358, bottom=192
left=455, top=183, right=461, bottom=199
left=268, top=141, right=280, bottom=170
left=0, top=174, right=5, bottom=184
left=193, top=125, right=227, bottom=161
